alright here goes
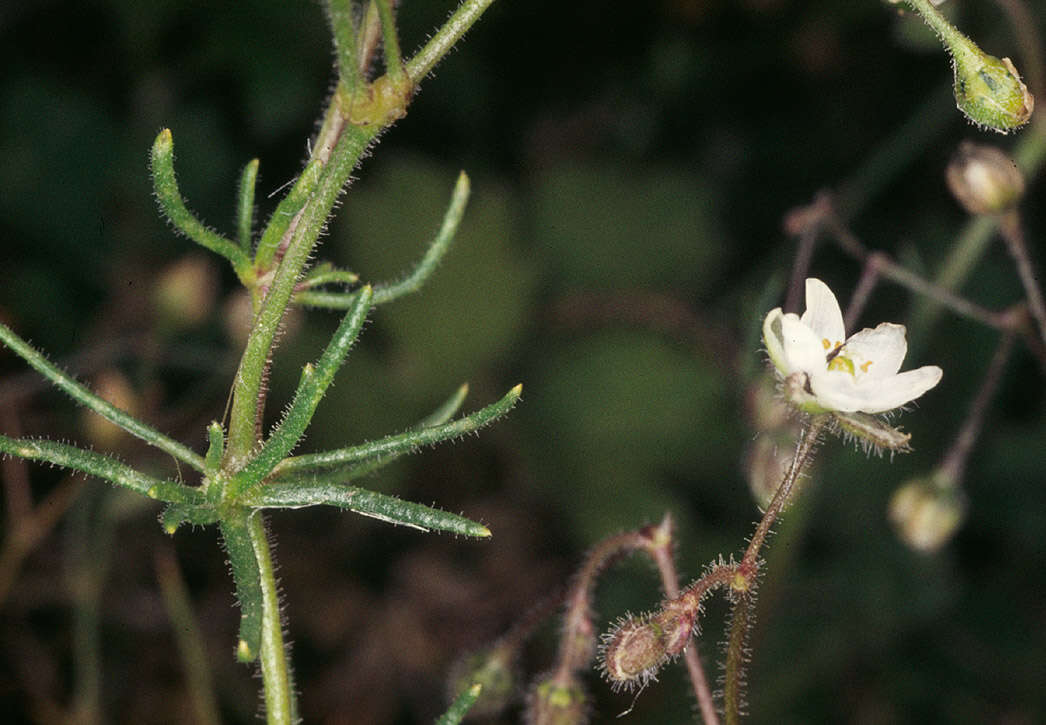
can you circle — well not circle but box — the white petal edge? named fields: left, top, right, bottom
left=842, top=323, right=908, bottom=379
left=811, top=365, right=943, bottom=414
left=762, top=308, right=788, bottom=375
left=800, top=278, right=846, bottom=346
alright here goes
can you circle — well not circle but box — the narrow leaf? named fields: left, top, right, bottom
left=372, top=171, right=470, bottom=305
left=229, top=286, right=373, bottom=497
left=298, top=262, right=360, bottom=290
left=0, top=434, right=203, bottom=504
left=273, top=384, right=521, bottom=477
left=219, top=513, right=263, bottom=663
left=204, top=422, right=225, bottom=475
left=0, top=321, right=205, bottom=472
left=417, top=383, right=469, bottom=428
left=236, top=158, right=260, bottom=251
left=161, top=502, right=221, bottom=534
left=436, top=683, right=483, bottom=725
left=254, top=159, right=325, bottom=269
left=243, top=483, right=491, bottom=537
left=150, top=129, right=251, bottom=280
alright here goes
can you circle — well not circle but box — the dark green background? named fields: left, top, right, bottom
left=1, top=1, right=1044, bottom=723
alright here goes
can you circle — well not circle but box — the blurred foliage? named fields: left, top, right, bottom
left=1, top=1, right=1044, bottom=724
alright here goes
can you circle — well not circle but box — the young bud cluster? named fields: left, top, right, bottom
left=598, top=598, right=697, bottom=691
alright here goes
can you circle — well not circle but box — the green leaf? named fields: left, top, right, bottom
left=371, top=170, right=470, bottom=305
left=219, top=513, right=263, bottom=663
left=436, top=683, right=483, bottom=725
left=0, top=434, right=203, bottom=504
left=229, top=286, right=373, bottom=499
left=150, top=129, right=251, bottom=282
left=161, top=503, right=221, bottom=533
left=254, top=159, right=325, bottom=269
left=272, top=384, right=521, bottom=478
left=242, top=483, right=491, bottom=537
left=0, top=321, right=206, bottom=472
left=236, top=158, right=260, bottom=251
left=416, top=383, right=469, bottom=428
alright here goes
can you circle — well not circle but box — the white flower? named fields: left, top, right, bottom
left=763, top=278, right=942, bottom=414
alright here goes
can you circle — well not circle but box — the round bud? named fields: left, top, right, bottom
left=525, top=674, right=588, bottom=725
left=946, top=141, right=1025, bottom=215
left=888, top=473, right=966, bottom=552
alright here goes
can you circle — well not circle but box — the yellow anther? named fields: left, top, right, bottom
left=822, top=338, right=831, bottom=350
left=860, top=360, right=873, bottom=373
left=827, top=355, right=855, bottom=375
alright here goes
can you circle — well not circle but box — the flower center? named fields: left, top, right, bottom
left=823, top=338, right=873, bottom=376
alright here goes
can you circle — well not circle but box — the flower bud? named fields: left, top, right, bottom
left=599, top=602, right=696, bottom=692
left=888, top=472, right=966, bottom=552
left=447, top=647, right=517, bottom=720
left=952, top=51, right=1034, bottom=134
left=903, top=0, right=1033, bottom=133
left=153, top=254, right=219, bottom=329
left=946, top=141, right=1025, bottom=215
left=81, top=370, right=140, bottom=449
left=526, top=674, right=588, bottom=725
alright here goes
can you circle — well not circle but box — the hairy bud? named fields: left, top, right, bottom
left=526, top=674, right=588, bottom=725
left=599, top=601, right=696, bottom=691
left=946, top=141, right=1025, bottom=215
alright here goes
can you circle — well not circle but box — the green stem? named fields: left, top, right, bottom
left=228, top=287, right=373, bottom=499
left=225, top=122, right=379, bottom=470
left=743, top=416, right=826, bottom=567
left=722, top=596, right=752, bottom=725
left=374, top=0, right=406, bottom=83
left=328, top=0, right=365, bottom=91
left=247, top=512, right=296, bottom=725
left=0, top=322, right=205, bottom=472
left=405, top=0, right=498, bottom=82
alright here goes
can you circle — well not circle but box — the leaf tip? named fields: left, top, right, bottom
left=236, top=639, right=255, bottom=663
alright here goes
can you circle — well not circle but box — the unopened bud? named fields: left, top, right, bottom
left=526, top=674, right=588, bottom=725
left=946, top=141, right=1024, bottom=215
left=153, top=254, right=219, bottom=329
left=82, top=370, right=140, bottom=448
left=447, top=647, right=516, bottom=720
left=903, top=0, right=1033, bottom=132
left=599, top=603, right=695, bottom=691
left=888, top=472, right=966, bottom=552
left=952, top=50, right=1033, bottom=134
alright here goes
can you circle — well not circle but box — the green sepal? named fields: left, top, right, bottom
left=219, top=512, right=264, bottom=663
left=150, top=129, right=252, bottom=283
left=254, top=159, right=325, bottom=270
left=242, top=484, right=491, bottom=538
left=436, top=683, right=483, bottom=725
left=161, top=502, right=221, bottom=534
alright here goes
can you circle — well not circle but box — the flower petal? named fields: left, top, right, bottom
left=811, top=365, right=942, bottom=414
left=762, top=308, right=788, bottom=374
left=843, top=323, right=908, bottom=379
left=800, top=278, right=846, bottom=346
left=780, top=313, right=828, bottom=374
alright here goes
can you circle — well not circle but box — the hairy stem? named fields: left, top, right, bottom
left=248, top=512, right=296, bottom=725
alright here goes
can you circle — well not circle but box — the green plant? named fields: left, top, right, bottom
left=0, top=1, right=511, bottom=722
